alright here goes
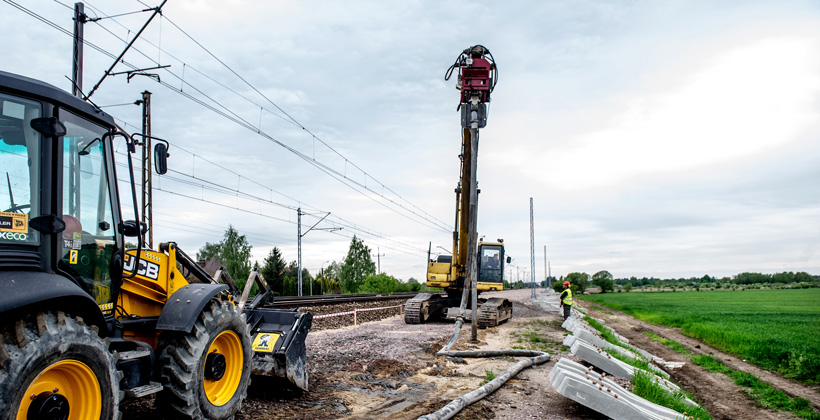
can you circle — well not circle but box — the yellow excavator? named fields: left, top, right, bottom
left=0, top=70, right=310, bottom=420
left=404, top=46, right=512, bottom=328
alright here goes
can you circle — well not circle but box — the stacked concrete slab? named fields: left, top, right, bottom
left=563, top=317, right=657, bottom=363
left=533, top=291, right=702, bottom=418
left=549, top=358, right=686, bottom=420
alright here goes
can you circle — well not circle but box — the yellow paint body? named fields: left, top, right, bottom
left=119, top=247, right=190, bottom=347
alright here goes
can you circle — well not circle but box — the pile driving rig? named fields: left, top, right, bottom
left=0, top=70, right=310, bottom=420
left=404, top=46, right=512, bottom=328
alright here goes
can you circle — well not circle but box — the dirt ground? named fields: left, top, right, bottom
left=121, top=289, right=818, bottom=419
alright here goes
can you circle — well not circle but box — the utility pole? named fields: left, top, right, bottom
left=374, top=247, right=385, bottom=274
left=298, top=209, right=303, bottom=296
left=549, top=261, right=552, bottom=291
left=72, top=2, right=85, bottom=98
left=530, top=197, right=536, bottom=299
left=140, top=91, right=153, bottom=248
left=544, top=245, right=548, bottom=290
left=297, top=208, right=340, bottom=296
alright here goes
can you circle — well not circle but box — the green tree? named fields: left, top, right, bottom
left=319, top=261, right=342, bottom=294
left=593, top=270, right=615, bottom=293
left=733, top=272, right=771, bottom=285
left=406, top=277, right=424, bottom=292
left=260, top=247, right=287, bottom=296
left=282, top=260, right=299, bottom=296
left=623, top=282, right=633, bottom=292
left=794, top=271, right=813, bottom=283
left=552, top=272, right=588, bottom=293
left=359, top=273, right=400, bottom=293
left=196, top=241, right=222, bottom=262
left=196, top=225, right=253, bottom=291
left=339, top=235, right=376, bottom=293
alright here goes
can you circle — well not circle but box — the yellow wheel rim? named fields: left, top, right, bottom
left=203, top=330, right=243, bottom=406
left=17, top=360, right=102, bottom=420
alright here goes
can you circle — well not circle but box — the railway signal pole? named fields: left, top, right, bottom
left=298, top=208, right=340, bottom=296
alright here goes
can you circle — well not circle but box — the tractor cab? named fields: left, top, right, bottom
left=0, top=72, right=126, bottom=317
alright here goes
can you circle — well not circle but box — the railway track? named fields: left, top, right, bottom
left=263, top=292, right=419, bottom=308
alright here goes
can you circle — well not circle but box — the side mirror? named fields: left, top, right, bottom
left=30, top=117, right=67, bottom=138
left=119, top=220, right=147, bottom=237
left=154, top=143, right=168, bottom=174
left=506, top=256, right=511, bottom=263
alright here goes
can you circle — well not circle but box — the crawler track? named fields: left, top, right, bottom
left=477, top=297, right=513, bottom=328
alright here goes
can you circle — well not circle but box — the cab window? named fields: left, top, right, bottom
left=57, top=110, right=117, bottom=306
left=0, top=93, right=41, bottom=245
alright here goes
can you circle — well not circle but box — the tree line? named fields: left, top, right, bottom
left=543, top=270, right=819, bottom=294
left=193, top=226, right=425, bottom=296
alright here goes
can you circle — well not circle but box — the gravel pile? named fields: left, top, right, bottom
left=298, top=298, right=409, bottom=331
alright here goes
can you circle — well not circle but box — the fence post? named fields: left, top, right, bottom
left=354, top=309, right=357, bottom=326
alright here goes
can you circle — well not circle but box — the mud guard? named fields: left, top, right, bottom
left=156, top=283, right=229, bottom=332
left=244, top=308, right=313, bottom=391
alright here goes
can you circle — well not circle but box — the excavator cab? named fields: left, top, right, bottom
left=477, top=241, right=505, bottom=291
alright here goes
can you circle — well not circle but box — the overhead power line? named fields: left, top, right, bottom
left=5, top=1, right=450, bottom=254
left=79, top=0, right=451, bottom=233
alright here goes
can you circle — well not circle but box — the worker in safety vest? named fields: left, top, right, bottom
left=559, top=281, right=573, bottom=321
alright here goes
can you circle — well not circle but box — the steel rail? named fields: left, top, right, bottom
left=263, top=292, right=419, bottom=308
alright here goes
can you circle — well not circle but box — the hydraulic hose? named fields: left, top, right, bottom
left=418, top=350, right=551, bottom=420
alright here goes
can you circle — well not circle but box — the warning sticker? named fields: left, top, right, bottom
left=251, top=333, right=280, bottom=353
left=0, top=212, right=28, bottom=233
left=69, top=250, right=78, bottom=264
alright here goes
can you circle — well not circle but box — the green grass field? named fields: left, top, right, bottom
left=579, top=289, right=820, bottom=383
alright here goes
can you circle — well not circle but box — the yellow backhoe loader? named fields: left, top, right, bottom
left=0, top=70, right=310, bottom=420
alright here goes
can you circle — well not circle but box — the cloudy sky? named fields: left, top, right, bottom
left=3, top=0, right=820, bottom=282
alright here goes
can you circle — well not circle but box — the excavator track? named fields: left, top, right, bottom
left=477, top=297, right=513, bottom=328
left=404, top=293, right=433, bottom=324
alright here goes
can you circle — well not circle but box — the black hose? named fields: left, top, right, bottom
left=418, top=349, right=551, bottom=420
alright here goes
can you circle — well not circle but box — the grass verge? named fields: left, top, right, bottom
left=632, top=370, right=712, bottom=420
left=510, top=320, right=564, bottom=353
left=582, top=317, right=706, bottom=417
left=579, top=289, right=820, bottom=383
left=645, top=333, right=820, bottom=420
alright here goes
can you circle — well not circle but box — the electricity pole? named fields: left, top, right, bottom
left=530, top=197, right=536, bottom=299
left=374, top=247, right=385, bottom=275
left=72, top=2, right=85, bottom=98
left=297, top=208, right=340, bottom=296
left=544, top=245, right=548, bottom=290
left=141, top=91, right=153, bottom=248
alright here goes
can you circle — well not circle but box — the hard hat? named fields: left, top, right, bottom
left=563, top=281, right=570, bottom=287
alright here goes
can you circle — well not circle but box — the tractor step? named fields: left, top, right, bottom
left=115, top=349, right=151, bottom=360
left=123, top=382, right=163, bottom=399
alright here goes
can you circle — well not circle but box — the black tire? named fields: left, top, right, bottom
left=157, top=300, right=251, bottom=420
left=0, top=311, right=121, bottom=420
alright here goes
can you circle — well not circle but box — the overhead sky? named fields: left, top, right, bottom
left=3, top=0, right=820, bottom=282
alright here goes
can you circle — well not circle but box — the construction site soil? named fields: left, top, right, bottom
left=121, top=290, right=819, bottom=420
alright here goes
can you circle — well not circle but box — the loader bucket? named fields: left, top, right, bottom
left=244, top=308, right=313, bottom=391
